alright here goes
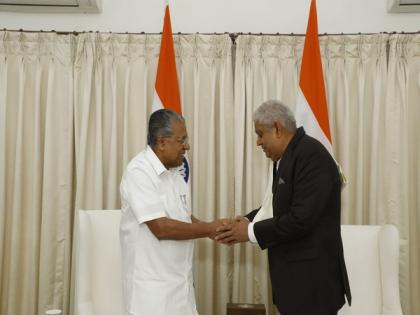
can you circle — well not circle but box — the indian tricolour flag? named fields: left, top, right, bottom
left=153, top=3, right=189, bottom=183
left=296, top=0, right=346, bottom=184
left=295, top=0, right=333, bottom=156
left=254, top=0, right=343, bottom=225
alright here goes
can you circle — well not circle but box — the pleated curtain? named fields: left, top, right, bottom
left=0, top=31, right=74, bottom=315
left=385, top=33, right=420, bottom=315
left=0, top=30, right=419, bottom=315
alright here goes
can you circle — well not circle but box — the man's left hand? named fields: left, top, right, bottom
left=215, top=216, right=249, bottom=245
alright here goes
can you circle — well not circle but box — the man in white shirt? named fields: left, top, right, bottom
left=120, top=109, right=225, bottom=315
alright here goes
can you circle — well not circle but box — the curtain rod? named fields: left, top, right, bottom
left=2, top=28, right=420, bottom=43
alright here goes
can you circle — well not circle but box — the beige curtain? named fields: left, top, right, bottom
left=385, top=33, right=420, bottom=315
left=322, top=34, right=389, bottom=225
left=73, top=33, right=155, bottom=210
left=233, top=35, right=305, bottom=315
left=72, top=33, right=235, bottom=315
left=1, top=30, right=419, bottom=315
left=0, top=31, right=74, bottom=315
left=0, top=31, right=234, bottom=315
left=233, top=34, right=397, bottom=314
left=176, top=35, right=234, bottom=315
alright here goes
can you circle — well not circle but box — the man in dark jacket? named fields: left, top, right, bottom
left=216, top=100, right=351, bottom=315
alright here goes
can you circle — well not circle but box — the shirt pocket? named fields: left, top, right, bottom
left=160, top=193, right=190, bottom=222
left=159, top=194, right=169, bottom=214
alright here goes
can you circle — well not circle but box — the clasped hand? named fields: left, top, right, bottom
left=213, top=216, right=250, bottom=245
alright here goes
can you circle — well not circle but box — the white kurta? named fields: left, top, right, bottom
left=120, top=146, right=198, bottom=315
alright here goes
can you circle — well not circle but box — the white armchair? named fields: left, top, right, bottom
left=339, top=225, right=403, bottom=315
left=74, top=210, right=124, bottom=315
left=74, top=211, right=403, bottom=315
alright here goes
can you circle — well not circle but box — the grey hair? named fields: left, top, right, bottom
left=253, top=100, right=297, bottom=132
left=147, top=109, right=185, bottom=146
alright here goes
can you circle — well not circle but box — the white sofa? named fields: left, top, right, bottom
left=74, top=210, right=124, bottom=315
left=339, top=225, right=403, bottom=315
left=74, top=210, right=403, bottom=315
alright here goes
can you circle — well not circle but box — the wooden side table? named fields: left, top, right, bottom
left=226, top=303, right=266, bottom=315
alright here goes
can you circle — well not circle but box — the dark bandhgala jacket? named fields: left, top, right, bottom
left=246, top=127, right=351, bottom=315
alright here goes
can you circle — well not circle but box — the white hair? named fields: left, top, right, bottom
left=253, top=100, right=297, bottom=132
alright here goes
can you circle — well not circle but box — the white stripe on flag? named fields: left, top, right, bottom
left=295, top=87, right=333, bottom=156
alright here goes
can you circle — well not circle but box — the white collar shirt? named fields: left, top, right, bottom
left=120, top=146, right=197, bottom=315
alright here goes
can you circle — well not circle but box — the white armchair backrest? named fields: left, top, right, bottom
left=73, top=212, right=403, bottom=315
left=74, top=210, right=124, bottom=315
left=339, top=225, right=403, bottom=315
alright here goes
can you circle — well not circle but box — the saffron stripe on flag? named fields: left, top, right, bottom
left=296, top=0, right=346, bottom=185
left=153, top=4, right=181, bottom=114
left=152, top=4, right=190, bottom=184
left=296, top=0, right=333, bottom=155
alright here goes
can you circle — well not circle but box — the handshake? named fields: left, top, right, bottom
left=207, top=216, right=250, bottom=245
